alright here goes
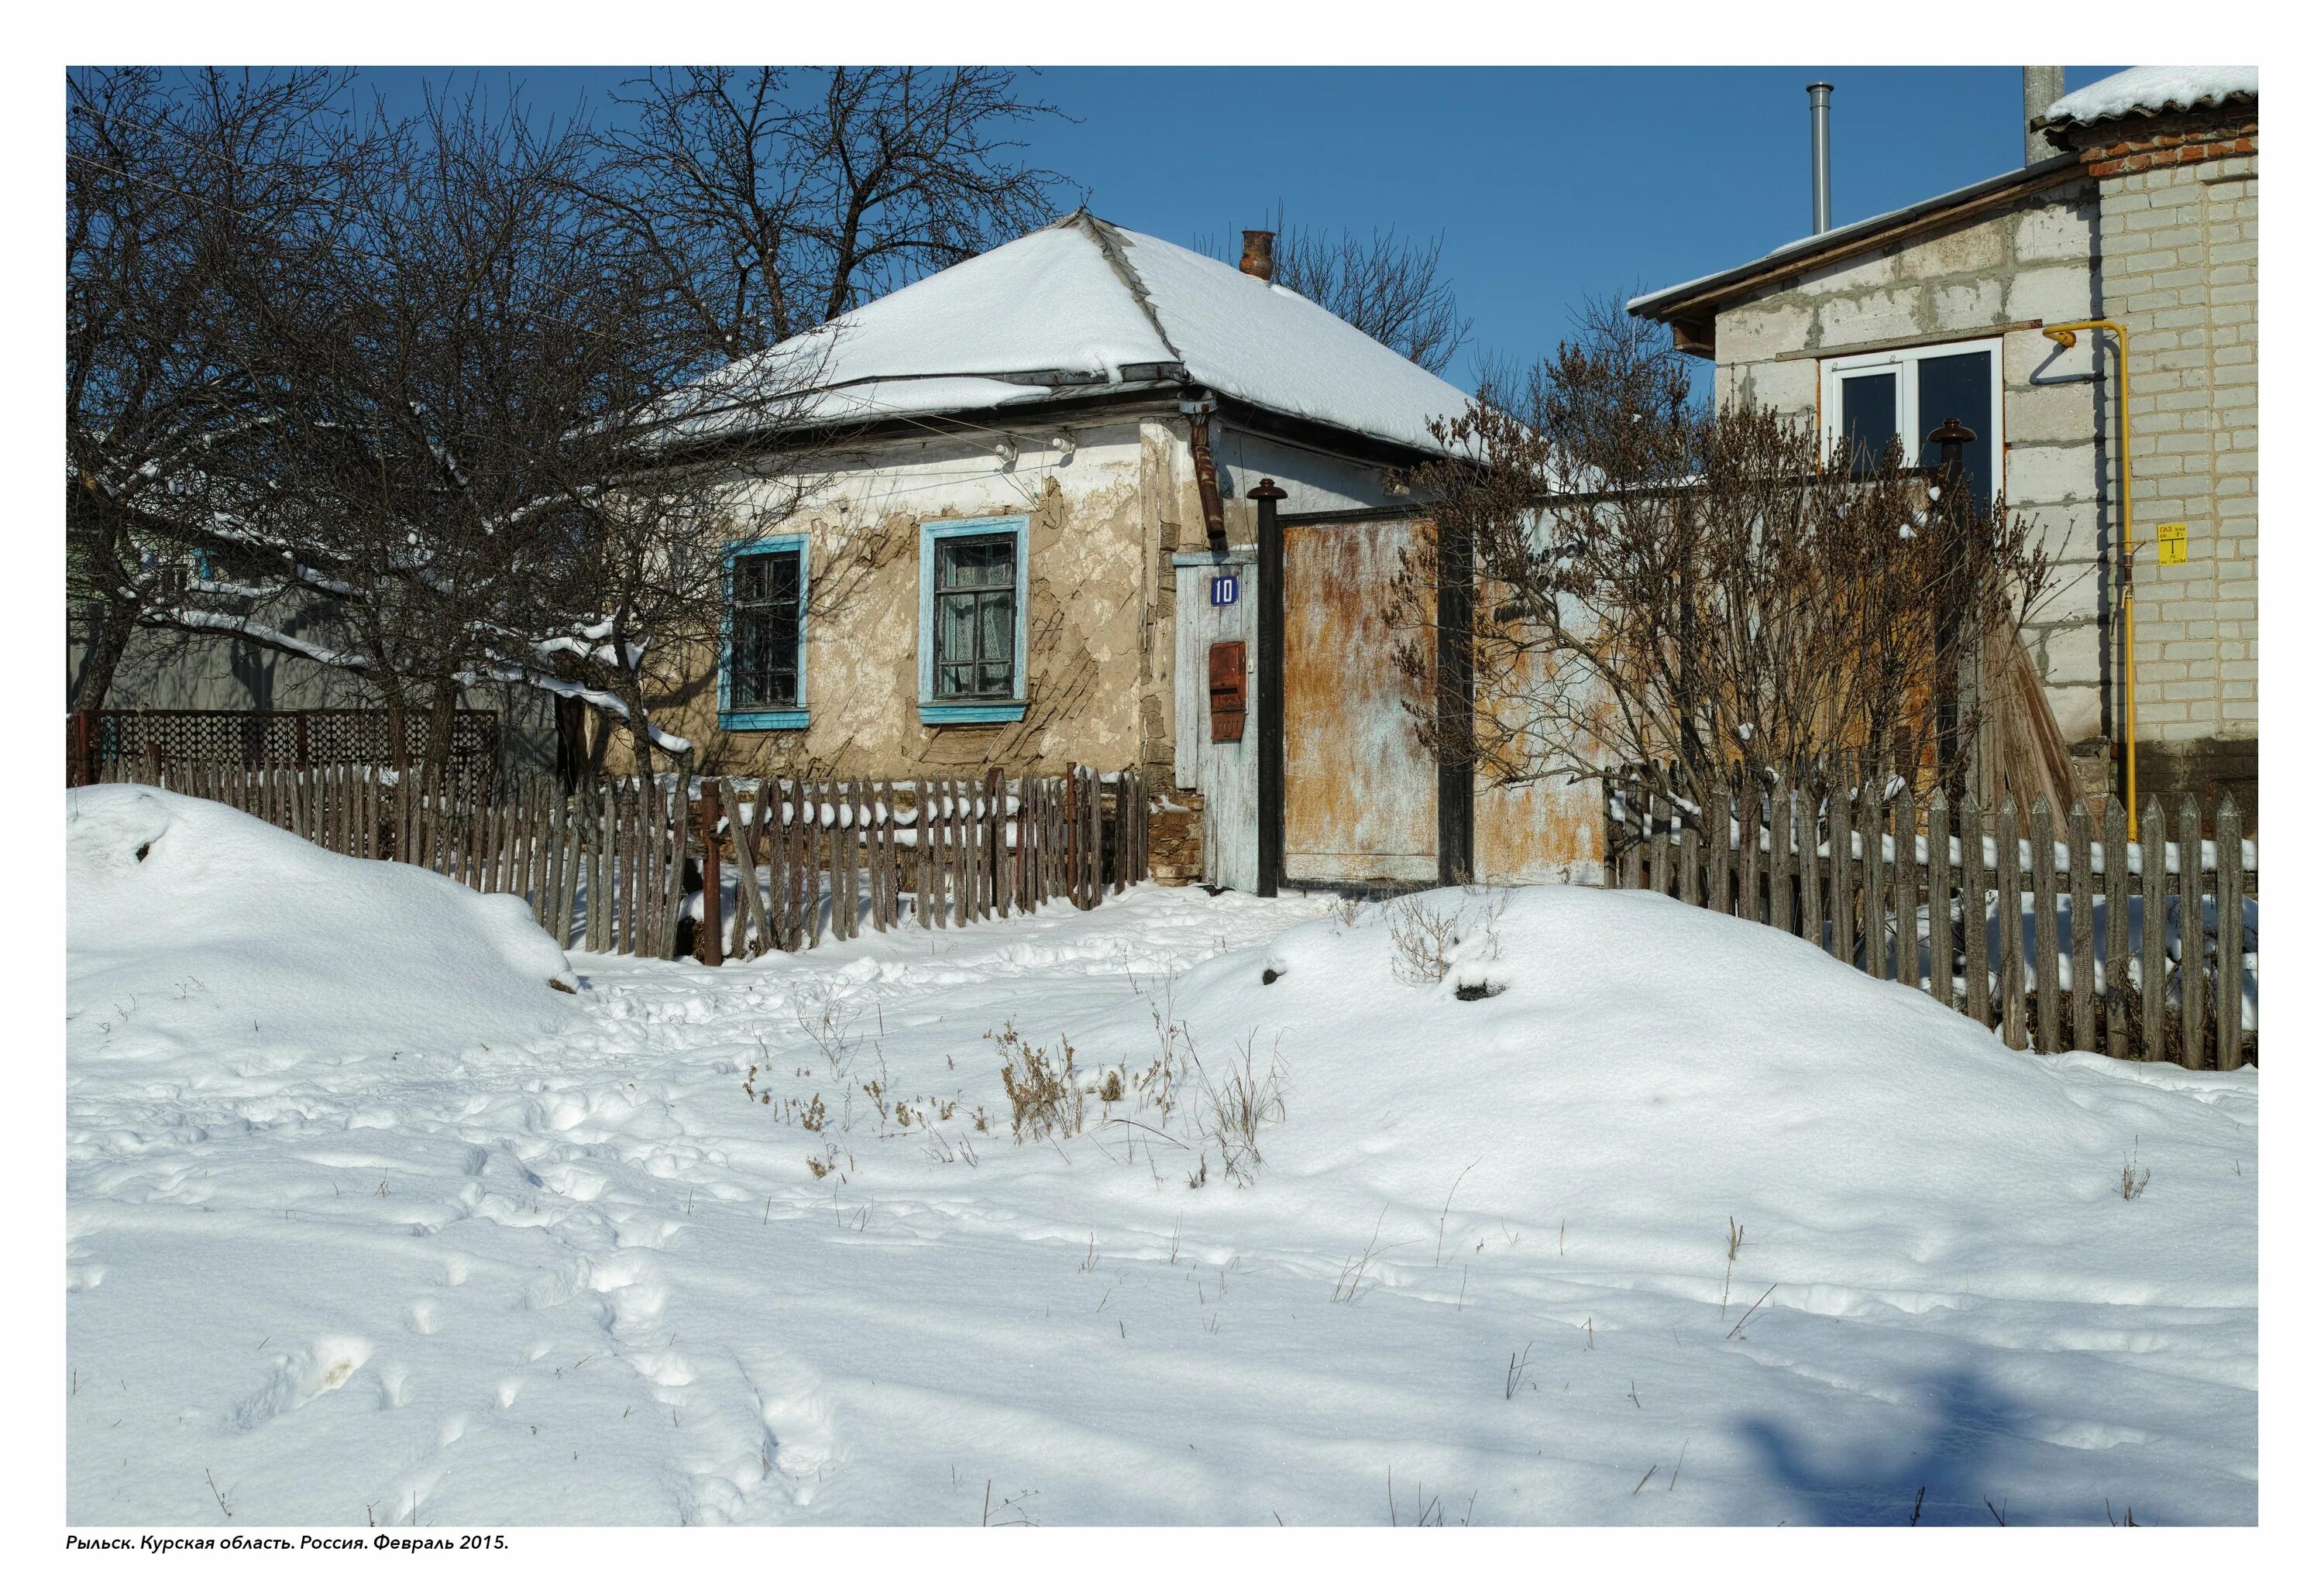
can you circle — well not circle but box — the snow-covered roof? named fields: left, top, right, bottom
left=697, top=213, right=1473, bottom=456
left=2040, top=65, right=2257, bottom=128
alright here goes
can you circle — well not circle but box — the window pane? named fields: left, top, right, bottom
left=930, top=530, right=1019, bottom=699
left=939, top=592, right=976, bottom=663
left=728, top=549, right=801, bottom=709
left=1838, top=371, right=1897, bottom=479
left=938, top=535, right=1005, bottom=591
left=1917, top=351, right=1996, bottom=511
left=978, top=591, right=1014, bottom=666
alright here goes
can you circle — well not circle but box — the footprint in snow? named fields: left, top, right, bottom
left=229, top=1334, right=373, bottom=1431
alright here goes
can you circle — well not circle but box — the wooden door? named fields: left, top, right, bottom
left=1281, top=517, right=1436, bottom=885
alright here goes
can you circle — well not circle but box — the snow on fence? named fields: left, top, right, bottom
left=1603, top=764, right=2257, bottom=1069
left=84, top=752, right=1148, bottom=962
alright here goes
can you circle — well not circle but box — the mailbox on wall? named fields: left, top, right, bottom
left=1208, top=640, right=1247, bottom=742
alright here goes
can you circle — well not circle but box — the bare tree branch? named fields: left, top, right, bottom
left=1209, top=202, right=1472, bottom=374
left=1390, top=296, right=2056, bottom=809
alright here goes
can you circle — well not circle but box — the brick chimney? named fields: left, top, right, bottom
left=1239, top=229, right=1275, bottom=283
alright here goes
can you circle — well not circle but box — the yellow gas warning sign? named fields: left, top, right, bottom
left=2156, top=523, right=2188, bottom=566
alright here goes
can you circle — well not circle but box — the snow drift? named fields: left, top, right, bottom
left=1162, top=884, right=2255, bottom=1312
left=65, top=876, right=2253, bottom=1525
left=67, top=784, right=578, bottom=1070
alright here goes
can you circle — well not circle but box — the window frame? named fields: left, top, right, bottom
left=717, top=533, right=810, bottom=731
left=918, top=514, right=1030, bottom=724
left=1818, top=335, right=2006, bottom=497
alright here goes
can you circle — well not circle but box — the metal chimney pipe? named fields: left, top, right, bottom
left=1807, top=82, right=1834, bottom=234
left=2023, top=67, right=2064, bottom=163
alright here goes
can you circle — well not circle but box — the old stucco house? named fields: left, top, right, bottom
left=1629, top=65, right=2257, bottom=822
left=639, top=211, right=1485, bottom=890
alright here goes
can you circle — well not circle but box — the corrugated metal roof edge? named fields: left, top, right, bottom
left=2037, top=79, right=2257, bottom=129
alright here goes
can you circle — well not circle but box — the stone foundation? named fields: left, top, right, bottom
left=1148, top=786, right=1205, bottom=885
left=2133, top=736, right=2257, bottom=830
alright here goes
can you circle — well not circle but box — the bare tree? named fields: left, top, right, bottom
left=66, top=66, right=366, bottom=712
left=71, top=67, right=1048, bottom=775
left=1213, top=204, right=1471, bottom=374
left=137, top=86, right=825, bottom=778
left=580, top=66, right=1075, bottom=362
left=1389, top=297, right=2054, bottom=809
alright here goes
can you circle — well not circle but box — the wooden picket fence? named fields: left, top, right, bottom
left=89, top=752, right=1149, bottom=962
left=689, top=770, right=1147, bottom=962
left=1603, top=764, right=2257, bottom=1069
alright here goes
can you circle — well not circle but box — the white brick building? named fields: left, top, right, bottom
left=1630, top=67, right=2257, bottom=822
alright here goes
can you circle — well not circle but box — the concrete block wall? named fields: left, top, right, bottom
left=1711, top=177, right=2116, bottom=784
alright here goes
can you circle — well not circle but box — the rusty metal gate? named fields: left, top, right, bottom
left=1250, top=489, right=1600, bottom=894
left=1252, top=497, right=1469, bottom=894
left=1279, top=513, right=1443, bottom=886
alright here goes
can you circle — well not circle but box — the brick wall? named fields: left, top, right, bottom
left=2082, top=122, right=2258, bottom=819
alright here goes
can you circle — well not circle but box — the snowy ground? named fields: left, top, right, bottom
left=67, top=788, right=2257, bottom=1527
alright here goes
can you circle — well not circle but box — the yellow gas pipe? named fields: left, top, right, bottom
left=2042, top=319, right=2138, bottom=839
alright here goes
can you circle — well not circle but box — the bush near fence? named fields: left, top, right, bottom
left=1603, top=764, right=2256, bottom=1069
left=67, top=707, right=501, bottom=788
left=84, top=753, right=1149, bottom=962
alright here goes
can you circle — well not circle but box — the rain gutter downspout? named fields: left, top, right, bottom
left=1182, top=394, right=1228, bottom=549
left=2043, top=318, right=2138, bottom=836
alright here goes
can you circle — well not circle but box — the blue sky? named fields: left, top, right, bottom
left=354, top=65, right=2124, bottom=391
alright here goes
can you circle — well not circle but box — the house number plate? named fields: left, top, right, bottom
left=1210, top=574, right=1240, bottom=606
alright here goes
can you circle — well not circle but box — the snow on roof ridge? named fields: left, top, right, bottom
left=670, top=209, right=1470, bottom=454
left=2040, top=65, right=2257, bottom=127
left=1074, top=212, right=1188, bottom=370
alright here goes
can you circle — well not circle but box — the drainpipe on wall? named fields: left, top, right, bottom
left=1181, top=395, right=1228, bottom=550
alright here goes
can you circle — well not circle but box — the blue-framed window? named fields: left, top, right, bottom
left=719, top=534, right=810, bottom=731
left=919, top=516, right=1029, bottom=724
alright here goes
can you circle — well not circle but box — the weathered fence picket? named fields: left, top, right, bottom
left=2140, top=798, right=2167, bottom=1063
left=2219, top=797, right=2245, bottom=1069
left=93, top=756, right=1144, bottom=966
left=1598, top=761, right=2255, bottom=1069
left=1927, top=791, right=1954, bottom=1013
left=2029, top=800, right=2061, bottom=1055
left=1893, top=788, right=1918, bottom=990
left=2066, top=804, right=2096, bottom=1051
left=2102, top=799, right=2130, bottom=1059
left=2178, top=797, right=2205, bottom=1072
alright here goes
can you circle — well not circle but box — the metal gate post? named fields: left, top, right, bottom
left=1435, top=513, right=1476, bottom=885
left=1250, top=478, right=1287, bottom=897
